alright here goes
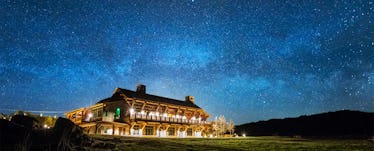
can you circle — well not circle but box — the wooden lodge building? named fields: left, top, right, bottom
left=65, top=85, right=212, bottom=137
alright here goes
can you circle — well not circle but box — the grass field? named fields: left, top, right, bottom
left=88, top=135, right=374, bottom=151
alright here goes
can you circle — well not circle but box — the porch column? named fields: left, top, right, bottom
left=155, top=124, right=161, bottom=136
left=130, top=122, right=136, bottom=136
left=140, top=123, right=147, bottom=136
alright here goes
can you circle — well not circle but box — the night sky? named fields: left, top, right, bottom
left=1, top=0, right=373, bottom=124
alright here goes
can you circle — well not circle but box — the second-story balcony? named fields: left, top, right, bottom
left=129, top=113, right=208, bottom=125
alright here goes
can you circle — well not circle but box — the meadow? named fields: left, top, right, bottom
left=89, top=135, right=374, bottom=151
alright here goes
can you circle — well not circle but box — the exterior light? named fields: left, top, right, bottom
left=130, top=108, right=135, bottom=114
left=40, top=113, right=43, bottom=117
left=43, top=124, right=48, bottom=128
left=54, top=115, right=57, bottom=119
left=242, top=134, right=246, bottom=137
left=86, top=113, right=93, bottom=122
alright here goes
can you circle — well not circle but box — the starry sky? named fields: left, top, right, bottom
left=1, top=0, right=373, bottom=124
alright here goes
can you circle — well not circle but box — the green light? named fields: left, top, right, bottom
left=115, top=108, right=120, bottom=118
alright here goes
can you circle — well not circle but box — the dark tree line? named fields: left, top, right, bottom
left=235, top=110, right=374, bottom=138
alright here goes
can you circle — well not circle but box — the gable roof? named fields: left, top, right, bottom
left=97, top=88, right=201, bottom=109
left=96, top=92, right=123, bottom=104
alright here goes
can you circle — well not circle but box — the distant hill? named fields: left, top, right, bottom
left=235, top=110, right=374, bottom=138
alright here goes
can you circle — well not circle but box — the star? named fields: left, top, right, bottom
left=0, top=0, right=373, bottom=124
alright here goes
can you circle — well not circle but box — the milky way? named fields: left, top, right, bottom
left=1, top=0, right=373, bottom=124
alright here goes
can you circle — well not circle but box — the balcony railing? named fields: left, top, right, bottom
left=130, top=113, right=209, bottom=124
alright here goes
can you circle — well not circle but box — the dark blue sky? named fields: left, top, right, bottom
left=1, top=0, right=373, bottom=124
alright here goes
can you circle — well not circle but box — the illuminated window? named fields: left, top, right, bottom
left=168, top=127, right=175, bottom=136
left=115, top=108, right=121, bottom=119
left=145, top=126, right=154, bottom=135
left=133, top=125, right=139, bottom=130
left=187, top=128, right=192, bottom=136
left=133, top=125, right=140, bottom=135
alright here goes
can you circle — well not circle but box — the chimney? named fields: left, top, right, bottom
left=136, top=84, right=146, bottom=94
left=185, top=96, right=194, bottom=104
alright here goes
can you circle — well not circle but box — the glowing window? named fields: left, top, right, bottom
left=115, top=108, right=120, bottom=119
left=168, top=127, right=175, bottom=136
left=187, top=128, right=192, bottom=136
left=145, top=126, right=154, bottom=135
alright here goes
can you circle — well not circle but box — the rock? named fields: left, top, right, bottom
left=0, top=119, right=32, bottom=151
left=51, top=117, right=92, bottom=150
left=29, top=117, right=91, bottom=150
left=50, top=118, right=80, bottom=150
left=10, top=115, right=39, bottom=130
left=29, top=129, right=55, bottom=150
left=1, top=117, right=92, bottom=151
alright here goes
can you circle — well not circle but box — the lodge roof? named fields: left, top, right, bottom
left=97, top=88, right=201, bottom=109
